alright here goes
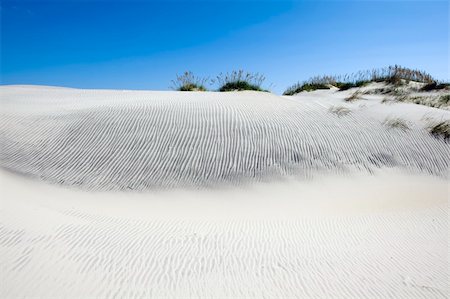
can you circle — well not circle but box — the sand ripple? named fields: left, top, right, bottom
left=1, top=86, right=449, bottom=190
left=1, top=198, right=447, bottom=298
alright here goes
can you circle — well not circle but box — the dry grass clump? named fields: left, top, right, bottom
left=328, top=106, right=351, bottom=117
left=383, top=118, right=410, bottom=132
left=215, top=70, right=267, bottom=92
left=345, top=90, right=363, bottom=102
left=428, top=120, right=450, bottom=141
left=171, top=71, right=208, bottom=91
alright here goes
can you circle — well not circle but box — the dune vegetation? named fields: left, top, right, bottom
left=215, top=70, right=267, bottom=92
left=283, top=65, right=441, bottom=95
left=170, top=67, right=449, bottom=104
left=344, top=90, right=363, bottom=102
left=428, top=120, right=450, bottom=141
left=172, top=70, right=269, bottom=92
left=420, top=82, right=450, bottom=92
left=383, top=118, right=411, bottom=132
left=328, top=106, right=352, bottom=117
left=171, top=71, right=208, bottom=91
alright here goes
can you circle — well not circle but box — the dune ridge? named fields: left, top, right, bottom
left=1, top=85, right=449, bottom=190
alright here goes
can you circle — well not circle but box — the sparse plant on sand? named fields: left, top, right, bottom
left=171, top=71, right=208, bottom=91
left=215, top=70, right=268, bottom=92
left=383, top=118, right=410, bottom=131
left=345, top=90, right=363, bottom=102
left=328, top=106, right=352, bottom=117
left=428, top=120, right=450, bottom=141
left=380, top=88, right=409, bottom=104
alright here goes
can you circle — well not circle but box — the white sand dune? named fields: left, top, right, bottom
left=0, top=85, right=449, bottom=298
left=1, top=85, right=449, bottom=190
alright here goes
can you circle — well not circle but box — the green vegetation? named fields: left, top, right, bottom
left=219, top=81, right=263, bottom=92
left=171, top=71, right=208, bottom=91
left=283, top=83, right=330, bottom=95
left=171, top=66, right=444, bottom=98
left=283, top=65, right=436, bottom=95
left=215, top=70, right=268, bottom=92
left=283, top=75, right=336, bottom=95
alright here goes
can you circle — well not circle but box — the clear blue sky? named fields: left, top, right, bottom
left=1, top=0, right=448, bottom=94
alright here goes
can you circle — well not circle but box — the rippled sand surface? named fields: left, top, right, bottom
left=1, top=85, right=449, bottom=298
left=1, top=85, right=448, bottom=190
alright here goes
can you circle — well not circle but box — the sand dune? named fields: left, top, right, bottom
left=0, top=85, right=449, bottom=298
left=1, top=85, right=449, bottom=190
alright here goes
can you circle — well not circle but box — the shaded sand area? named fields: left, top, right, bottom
left=1, top=85, right=449, bottom=298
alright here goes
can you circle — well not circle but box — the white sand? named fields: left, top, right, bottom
left=1, top=170, right=448, bottom=298
left=1, top=85, right=449, bottom=190
left=1, top=85, right=449, bottom=298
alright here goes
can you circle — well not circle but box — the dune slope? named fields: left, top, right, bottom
left=1, top=85, right=449, bottom=190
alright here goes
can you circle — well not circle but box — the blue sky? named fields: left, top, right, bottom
left=1, top=0, right=448, bottom=94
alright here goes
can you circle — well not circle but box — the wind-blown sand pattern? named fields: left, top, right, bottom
left=1, top=170, right=448, bottom=299
left=0, top=85, right=449, bottom=298
left=1, top=85, right=449, bottom=190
